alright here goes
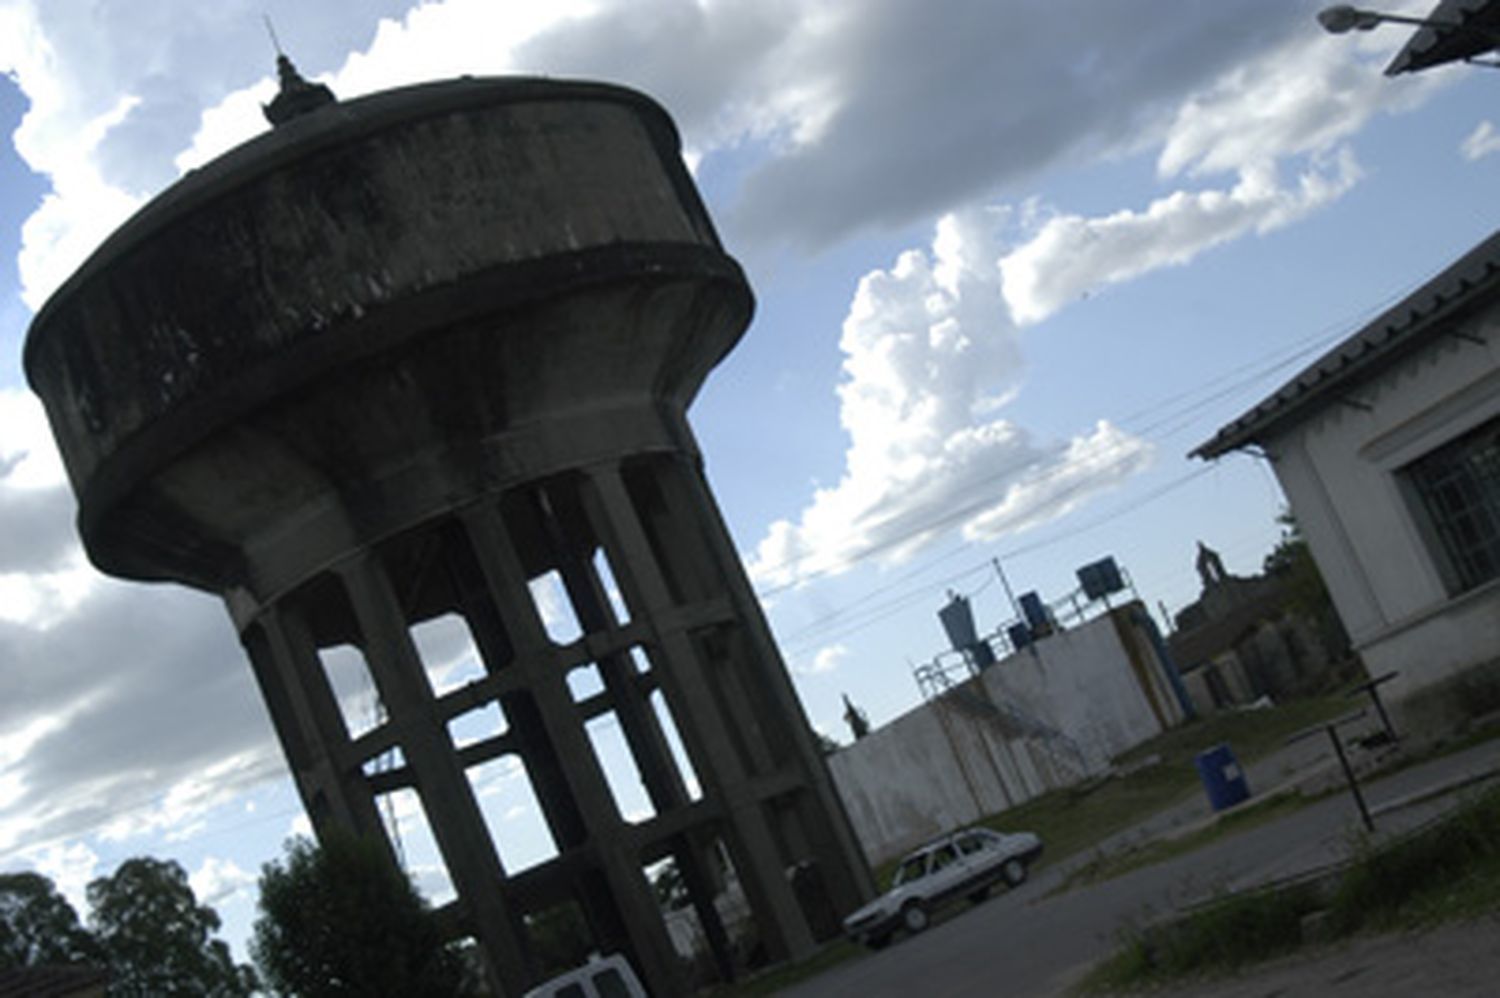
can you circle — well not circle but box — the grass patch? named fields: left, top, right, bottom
left=1084, top=882, right=1322, bottom=991
left=955, top=696, right=1349, bottom=882
left=1056, top=791, right=1308, bottom=894
left=1112, top=695, right=1351, bottom=770
left=1079, top=782, right=1500, bottom=993
left=1324, top=781, right=1500, bottom=934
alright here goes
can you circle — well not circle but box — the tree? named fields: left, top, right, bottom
left=1263, top=510, right=1336, bottom=619
left=252, top=831, right=466, bottom=997
left=1263, top=509, right=1350, bottom=659
left=87, top=857, right=254, bottom=998
left=0, top=871, right=98, bottom=970
left=524, top=901, right=591, bottom=980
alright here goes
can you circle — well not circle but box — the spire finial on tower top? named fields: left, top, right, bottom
left=260, top=18, right=336, bottom=127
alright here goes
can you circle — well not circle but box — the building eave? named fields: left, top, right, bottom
left=1193, top=227, right=1500, bottom=461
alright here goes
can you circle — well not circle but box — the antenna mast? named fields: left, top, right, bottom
left=263, top=15, right=285, bottom=57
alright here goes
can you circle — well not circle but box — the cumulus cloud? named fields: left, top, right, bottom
left=1, top=0, right=416, bottom=308
left=6, top=0, right=1439, bottom=310
left=0, top=391, right=92, bottom=628
left=176, top=0, right=600, bottom=172
left=21, top=841, right=97, bottom=914
left=749, top=209, right=1154, bottom=589
left=755, top=34, right=1397, bottom=584
left=797, top=643, right=848, bottom=676
left=1000, top=26, right=1443, bottom=326
left=1001, top=151, right=1363, bottom=326
left=1462, top=120, right=1500, bottom=161
left=0, top=387, right=282, bottom=864
left=0, top=579, right=281, bottom=859
left=189, top=855, right=255, bottom=907
left=1153, top=30, right=1430, bottom=181
left=727, top=1, right=1362, bottom=247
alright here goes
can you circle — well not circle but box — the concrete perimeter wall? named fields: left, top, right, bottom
left=827, top=603, right=1187, bottom=863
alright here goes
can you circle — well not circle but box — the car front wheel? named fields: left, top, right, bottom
left=901, top=902, right=930, bottom=934
left=1002, top=858, right=1027, bottom=887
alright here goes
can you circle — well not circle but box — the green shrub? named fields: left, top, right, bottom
left=1326, top=785, right=1500, bottom=933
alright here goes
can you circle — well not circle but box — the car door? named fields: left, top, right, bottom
left=954, top=831, right=1000, bottom=889
left=924, top=843, right=967, bottom=903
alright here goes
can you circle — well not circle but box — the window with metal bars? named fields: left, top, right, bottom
left=1404, top=414, right=1500, bottom=594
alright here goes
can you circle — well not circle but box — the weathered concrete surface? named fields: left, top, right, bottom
left=25, top=78, right=739, bottom=592
left=26, top=77, right=874, bottom=997
left=983, top=607, right=1185, bottom=768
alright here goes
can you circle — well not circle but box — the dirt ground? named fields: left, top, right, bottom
left=1101, top=916, right=1500, bottom=998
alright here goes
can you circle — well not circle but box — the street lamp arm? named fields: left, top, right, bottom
left=1317, top=4, right=1462, bottom=34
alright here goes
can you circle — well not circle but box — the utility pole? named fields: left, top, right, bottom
left=992, top=556, right=1022, bottom=623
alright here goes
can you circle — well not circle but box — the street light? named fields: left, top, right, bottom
left=1317, top=4, right=1451, bottom=33
left=1317, top=2, right=1500, bottom=74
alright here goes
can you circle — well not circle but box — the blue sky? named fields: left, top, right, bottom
left=2, top=0, right=1499, bottom=962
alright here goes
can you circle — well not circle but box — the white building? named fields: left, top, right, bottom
left=1195, top=230, right=1500, bottom=736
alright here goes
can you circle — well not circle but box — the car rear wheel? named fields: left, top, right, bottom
left=1002, top=858, right=1026, bottom=887
left=901, top=902, right=930, bottom=934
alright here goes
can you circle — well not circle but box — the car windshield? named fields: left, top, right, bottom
left=594, top=968, right=632, bottom=998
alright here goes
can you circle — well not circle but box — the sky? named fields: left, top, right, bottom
left=3, top=0, right=1499, bottom=964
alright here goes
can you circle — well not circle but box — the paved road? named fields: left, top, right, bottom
left=780, top=738, right=1500, bottom=998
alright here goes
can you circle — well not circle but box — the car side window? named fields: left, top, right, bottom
left=957, top=834, right=985, bottom=855
left=930, top=845, right=959, bottom=870
left=896, top=854, right=928, bottom=884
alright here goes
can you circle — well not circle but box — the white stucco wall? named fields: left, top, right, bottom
left=824, top=705, right=992, bottom=859
left=826, top=604, right=1184, bottom=862
left=980, top=609, right=1180, bottom=769
left=1265, top=305, right=1500, bottom=715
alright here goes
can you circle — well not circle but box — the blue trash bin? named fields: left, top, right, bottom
left=1194, top=743, right=1250, bottom=811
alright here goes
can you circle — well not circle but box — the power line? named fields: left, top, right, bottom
left=778, top=463, right=1214, bottom=656
left=754, top=278, right=1418, bottom=604
left=0, top=760, right=292, bottom=869
left=754, top=303, right=1386, bottom=643
left=771, top=442, right=1218, bottom=650
left=757, top=434, right=1153, bottom=599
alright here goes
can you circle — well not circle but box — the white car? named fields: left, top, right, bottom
left=521, top=953, right=647, bottom=998
left=842, top=827, right=1043, bottom=949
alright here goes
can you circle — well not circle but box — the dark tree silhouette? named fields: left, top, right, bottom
left=87, top=857, right=254, bottom=998
left=252, top=832, right=466, bottom=997
left=0, top=871, right=98, bottom=969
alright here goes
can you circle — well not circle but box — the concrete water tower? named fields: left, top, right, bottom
left=26, top=67, right=871, bottom=995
